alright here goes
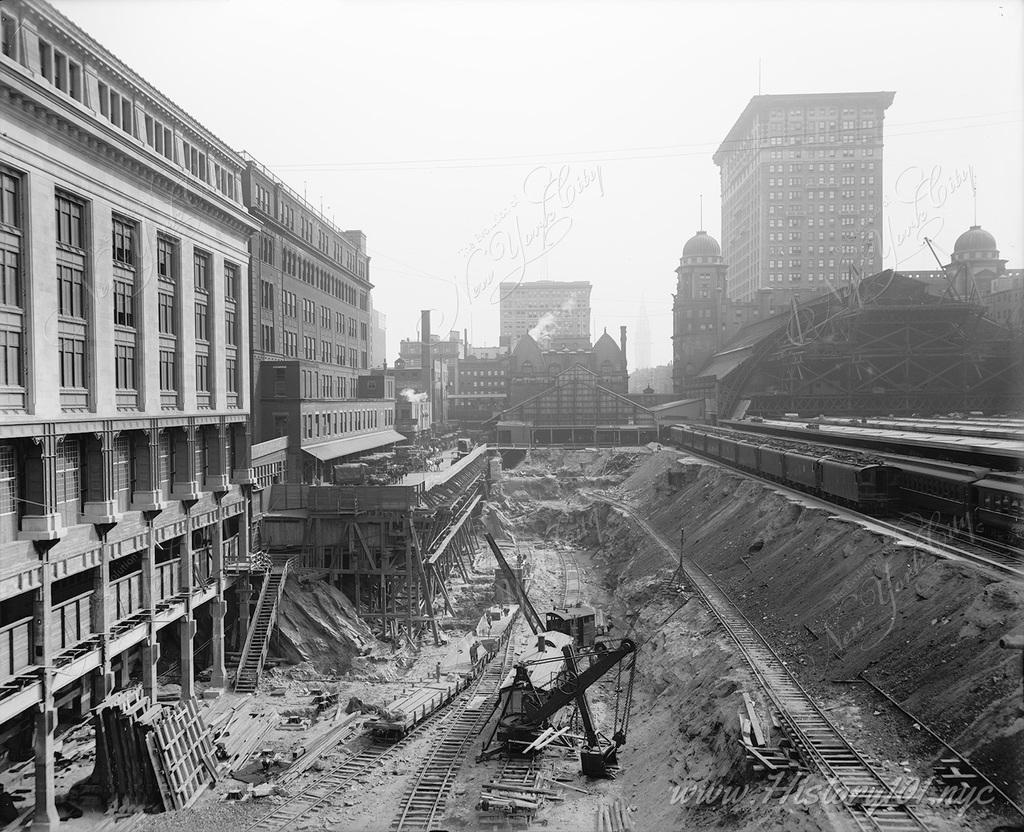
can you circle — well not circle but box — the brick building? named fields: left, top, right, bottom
left=0, top=2, right=256, bottom=826
left=242, top=158, right=395, bottom=481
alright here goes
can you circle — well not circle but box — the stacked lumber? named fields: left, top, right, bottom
left=594, top=798, right=635, bottom=831
left=94, top=687, right=218, bottom=811
left=210, top=707, right=277, bottom=776
left=737, top=691, right=801, bottom=777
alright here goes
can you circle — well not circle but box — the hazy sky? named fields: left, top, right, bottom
left=54, top=0, right=1024, bottom=367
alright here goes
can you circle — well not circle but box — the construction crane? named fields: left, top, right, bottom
left=484, top=637, right=637, bottom=777
left=482, top=533, right=637, bottom=777
left=485, top=533, right=544, bottom=634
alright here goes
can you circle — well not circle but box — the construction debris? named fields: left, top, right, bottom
left=93, top=687, right=218, bottom=811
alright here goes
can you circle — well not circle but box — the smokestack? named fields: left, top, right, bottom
left=463, top=329, right=468, bottom=359
left=421, top=310, right=432, bottom=425
left=619, top=325, right=628, bottom=374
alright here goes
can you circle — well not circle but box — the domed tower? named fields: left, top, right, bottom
left=947, top=225, right=1004, bottom=297
left=672, top=230, right=728, bottom=393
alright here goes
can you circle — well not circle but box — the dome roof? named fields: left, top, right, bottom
left=682, top=230, right=721, bottom=258
left=953, top=225, right=997, bottom=254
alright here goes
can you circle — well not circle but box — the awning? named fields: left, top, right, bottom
left=301, top=429, right=406, bottom=462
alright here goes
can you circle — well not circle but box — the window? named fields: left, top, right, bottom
left=55, top=193, right=84, bottom=248
left=226, top=357, right=238, bottom=393
left=0, top=330, right=21, bottom=386
left=254, top=184, right=271, bottom=214
left=112, top=216, right=134, bottom=266
left=194, top=250, right=209, bottom=292
left=159, top=350, right=176, bottom=390
left=225, top=309, right=237, bottom=346
left=282, top=290, right=296, bottom=318
left=157, top=236, right=177, bottom=281
left=113, top=281, right=134, bottom=327
left=158, top=292, right=176, bottom=335
left=320, top=306, right=330, bottom=329
left=360, top=322, right=368, bottom=341
left=304, top=336, right=315, bottom=360
left=225, top=262, right=239, bottom=300
left=56, top=439, right=80, bottom=525
left=260, top=234, right=274, bottom=264
left=115, top=344, right=135, bottom=390
left=57, top=265, right=84, bottom=318
left=283, top=330, right=297, bottom=357
left=59, top=337, right=85, bottom=387
left=261, top=324, right=275, bottom=353
left=194, top=302, right=208, bottom=340
left=196, top=354, right=209, bottom=392
left=261, top=280, right=274, bottom=310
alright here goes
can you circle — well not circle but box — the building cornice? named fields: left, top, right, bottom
left=0, top=67, right=260, bottom=237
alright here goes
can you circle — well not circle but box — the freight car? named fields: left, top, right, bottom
left=666, top=424, right=1023, bottom=541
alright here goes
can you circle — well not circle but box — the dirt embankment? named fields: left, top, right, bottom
left=594, top=452, right=1023, bottom=808
left=271, top=575, right=382, bottom=676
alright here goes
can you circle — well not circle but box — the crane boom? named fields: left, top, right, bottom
left=485, top=533, right=544, bottom=635
left=521, top=638, right=636, bottom=731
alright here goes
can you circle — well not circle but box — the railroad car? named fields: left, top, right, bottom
left=782, top=451, right=821, bottom=492
left=819, top=459, right=899, bottom=514
left=891, top=459, right=989, bottom=525
left=369, top=677, right=469, bottom=739
left=704, top=433, right=720, bottom=459
left=718, top=436, right=739, bottom=464
left=735, top=441, right=759, bottom=473
left=973, top=473, right=1024, bottom=542
left=545, top=606, right=598, bottom=648
left=758, top=446, right=786, bottom=481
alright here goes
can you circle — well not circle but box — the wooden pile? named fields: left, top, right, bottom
left=737, top=691, right=802, bottom=777
left=594, top=798, right=635, bottom=831
left=94, top=687, right=218, bottom=811
left=479, top=773, right=567, bottom=815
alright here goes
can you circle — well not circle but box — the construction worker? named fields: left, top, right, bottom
left=469, top=641, right=480, bottom=664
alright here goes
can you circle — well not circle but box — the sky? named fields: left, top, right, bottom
left=54, top=0, right=1024, bottom=368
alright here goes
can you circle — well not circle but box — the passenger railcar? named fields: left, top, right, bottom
left=892, top=460, right=988, bottom=525
left=973, top=473, right=1024, bottom=541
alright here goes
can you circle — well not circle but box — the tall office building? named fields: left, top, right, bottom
left=713, top=91, right=895, bottom=305
left=499, top=280, right=591, bottom=349
left=0, top=2, right=255, bottom=826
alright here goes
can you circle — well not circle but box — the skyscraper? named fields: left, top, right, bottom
left=713, top=91, right=895, bottom=305
left=499, top=280, right=592, bottom=349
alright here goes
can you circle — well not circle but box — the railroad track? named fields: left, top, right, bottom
left=676, top=443, right=1023, bottom=579
left=246, top=629, right=519, bottom=832
left=589, top=491, right=932, bottom=832
left=557, top=548, right=582, bottom=608
left=390, top=624, right=522, bottom=831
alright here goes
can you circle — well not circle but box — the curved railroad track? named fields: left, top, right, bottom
left=390, top=621, right=522, bottom=831
left=588, top=490, right=933, bottom=832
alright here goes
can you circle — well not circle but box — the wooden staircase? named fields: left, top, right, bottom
left=234, top=556, right=292, bottom=694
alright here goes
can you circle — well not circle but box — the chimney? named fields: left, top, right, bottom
left=619, top=325, right=628, bottom=374
left=463, top=329, right=468, bottom=359
left=421, top=310, right=432, bottom=424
